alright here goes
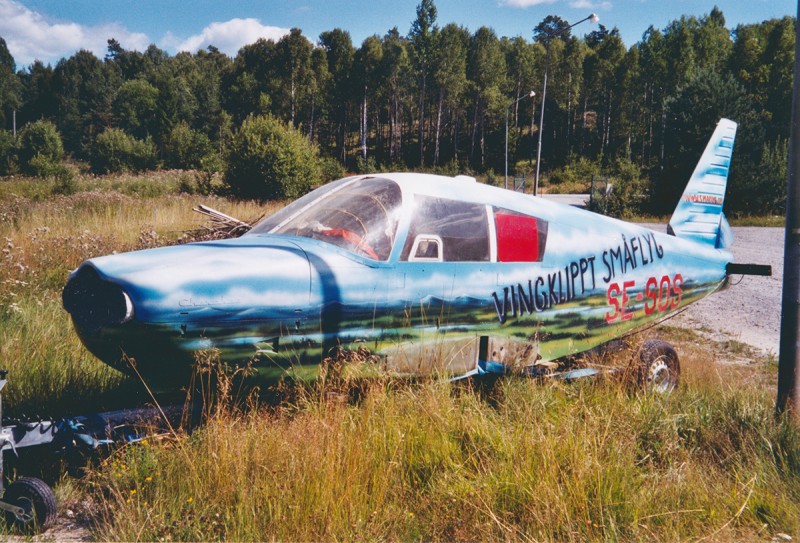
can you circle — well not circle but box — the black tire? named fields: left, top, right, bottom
left=2, top=476, right=56, bottom=533
left=635, top=339, right=680, bottom=393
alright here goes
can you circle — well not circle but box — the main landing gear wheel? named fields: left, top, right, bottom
left=2, top=477, right=56, bottom=533
left=635, top=339, right=680, bottom=393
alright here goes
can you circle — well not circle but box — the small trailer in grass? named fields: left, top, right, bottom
left=0, top=370, right=184, bottom=532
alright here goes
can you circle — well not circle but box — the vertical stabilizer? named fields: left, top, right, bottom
left=667, top=118, right=737, bottom=248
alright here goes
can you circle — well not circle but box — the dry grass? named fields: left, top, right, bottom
left=85, top=347, right=800, bottom=542
left=0, top=174, right=276, bottom=416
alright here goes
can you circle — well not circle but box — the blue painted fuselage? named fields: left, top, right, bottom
left=63, top=173, right=731, bottom=387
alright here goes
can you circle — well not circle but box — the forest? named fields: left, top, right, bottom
left=0, top=1, right=794, bottom=215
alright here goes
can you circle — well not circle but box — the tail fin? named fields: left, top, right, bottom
left=667, top=118, right=737, bottom=249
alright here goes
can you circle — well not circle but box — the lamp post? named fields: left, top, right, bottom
left=776, top=0, right=800, bottom=420
left=533, top=13, right=599, bottom=196
left=505, top=90, right=535, bottom=190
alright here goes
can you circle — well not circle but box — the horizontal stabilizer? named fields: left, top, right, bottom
left=668, top=118, right=737, bottom=248
left=726, top=263, right=772, bottom=276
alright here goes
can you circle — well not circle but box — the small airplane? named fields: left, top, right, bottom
left=62, top=118, right=769, bottom=391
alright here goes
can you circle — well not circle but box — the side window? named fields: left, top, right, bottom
left=494, top=208, right=548, bottom=262
left=409, top=235, right=443, bottom=262
left=401, top=196, right=489, bottom=262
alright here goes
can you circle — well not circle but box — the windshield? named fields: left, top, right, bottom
left=249, top=177, right=402, bottom=261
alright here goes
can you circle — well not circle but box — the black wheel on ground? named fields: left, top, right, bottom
left=2, top=476, right=56, bottom=533
left=635, top=339, right=680, bottom=393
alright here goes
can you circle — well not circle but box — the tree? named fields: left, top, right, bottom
left=409, top=0, right=438, bottom=166
left=763, top=16, right=795, bottom=139
left=319, top=29, right=355, bottom=162
left=113, top=79, right=158, bottom=139
left=663, top=16, right=700, bottom=93
left=354, top=36, right=384, bottom=161
left=433, top=24, right=469, bottom=165
left=694, top=6, right=732, bottom=73
left=106, top=38, right=148, bottom=80
left=273, top=29, right=314, bottom=126
left=52, top=50, right=118, bottom=157
left=0, top=37, right=21, bottom=130
left=149, top=52, right=202, bottom=145
left=636, top=26, right=669, bottom=172
left=225, top=115, right=320, bottom=200
left=468, top=27, right=507, bottom=168
left=225, top=38, right=278, bottom=122
left=308, top=47, right=331, bottom=143
left=163, top=121, right=213, bottom=169
left=534, top=15, right=572, bottom=45
left=380, top=28, right=412, bottom=164
left=0, top=129, right=16, bottom=174
left=660, top=69, right=752, bottom=211
left=582, top=26, right=626, bottom=159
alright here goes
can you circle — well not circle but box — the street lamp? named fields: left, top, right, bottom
left=533, top=13, right=599, bottom=196
left=505, top=90, right=535, bottom=190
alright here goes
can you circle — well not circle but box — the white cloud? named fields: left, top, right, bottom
left=0, top=0, right=149, bottom=67
left=569, top=0, right=612, bottom=9
left=170, top=18, right=290, bottom=57
left=499, top=0, right=557, bottom=6
left=0, top=2, right=290, bottom=67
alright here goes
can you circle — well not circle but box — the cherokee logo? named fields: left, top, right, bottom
left=683, top=193, right=723, bottom=205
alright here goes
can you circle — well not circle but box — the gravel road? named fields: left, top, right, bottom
left=645, top=224, right=784, bottom=356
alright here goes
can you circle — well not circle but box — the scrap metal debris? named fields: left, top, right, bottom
left=182, top=204, right=262, bottom=242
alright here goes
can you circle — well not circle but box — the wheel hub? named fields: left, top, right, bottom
left=647, top=356, right=675, bottom=393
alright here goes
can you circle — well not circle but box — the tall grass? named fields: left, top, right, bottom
left=0, top=174, right=274, bottom=416
left=88, top=359, right=800, bottom=541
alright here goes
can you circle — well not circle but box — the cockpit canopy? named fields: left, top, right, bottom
left=248, top=177, right=402, bottom=261
left=247, top=176, right=548, bottom=263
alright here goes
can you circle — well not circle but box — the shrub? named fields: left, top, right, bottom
left=27, top=153, right=65, bottom=178
left=17, top=120, right=64, bottom=176
left=355, top=155, right=378, bottom=174
left=163, top=122, right=213, bottom=170
left=51, top=164, right=78, bottom=195
left=431, top=160, right=460, bottom=177
left=193, top=153, right=225, bottom=195
left=319, top=156, right=346, bottom=183
left=225, top=115, right=320, bottom=200
left=484, top=168, right=499, bottom=187
left=594, top=158, right=649, bottom=218
left=92, top=128, right=158, bottom=174
left=548, top=156, right=600, bottom=189
left=0, top=129, right=16, bottom=175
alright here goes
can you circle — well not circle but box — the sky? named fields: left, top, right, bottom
left=0, top=0, right=796, bottom=69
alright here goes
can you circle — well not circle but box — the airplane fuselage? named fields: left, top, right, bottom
left=63, top=173, right=731, bottom=387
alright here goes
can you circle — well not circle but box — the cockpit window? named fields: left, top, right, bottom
left=493, top=207, right=548, bottom=262
left=250, top=177, right=402, bottom=261
left=247, top=177, right=352, bottom=234
left=401, top=195, right=490, bottom=262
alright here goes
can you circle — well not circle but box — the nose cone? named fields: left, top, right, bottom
left=63, top=237, right=313, bottom=381
left=62, top=265, right=134, bottom=331
left=66, top=237, right=313, bottom=323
